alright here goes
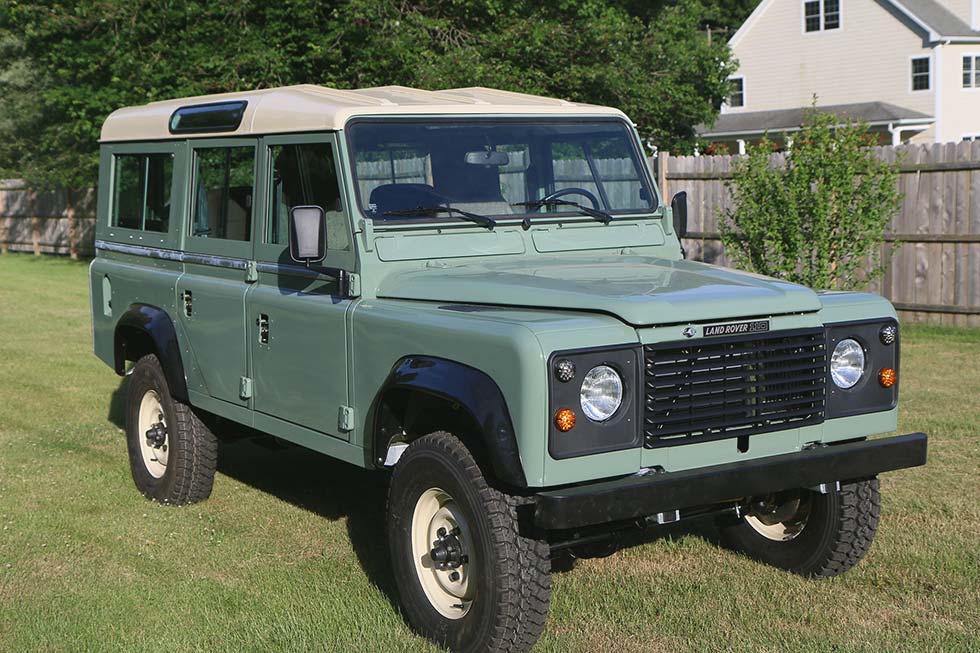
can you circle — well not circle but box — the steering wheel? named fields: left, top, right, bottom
left=540, top=187, right=602, bottom=210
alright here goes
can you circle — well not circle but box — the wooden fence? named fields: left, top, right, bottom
left=0, top=180, right=96, bottom=258
left=657, top=142, right=980, bottom=327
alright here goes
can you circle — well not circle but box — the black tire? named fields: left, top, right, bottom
left=125, top=354, right=217, bottom=505
left=717, top=479, right=881, bottom=578
left=387, top=431, right=551, bottom=653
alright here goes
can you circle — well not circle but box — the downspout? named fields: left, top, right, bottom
left=934, top=40, right=950, bottom=143
left=887, top=122, right=902, bottom=145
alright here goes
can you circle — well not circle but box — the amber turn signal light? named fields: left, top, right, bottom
left=554, top=408, right=576, bottom=432
left=878, top=368, right=897, bottom=388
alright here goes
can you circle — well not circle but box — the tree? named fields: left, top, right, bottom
left=719, top=108, right=901, bottom=290
left=0, top=0, right=735, bottom=190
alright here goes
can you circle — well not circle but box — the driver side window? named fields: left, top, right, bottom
left=267, top=142, right=350, bottom=252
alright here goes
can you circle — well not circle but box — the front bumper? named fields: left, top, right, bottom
left=534, top=432, right=927, bottom=530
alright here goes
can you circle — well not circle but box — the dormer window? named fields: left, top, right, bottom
left=804, top=0, right=840, bottom=32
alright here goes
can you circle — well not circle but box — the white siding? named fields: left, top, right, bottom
left=936, top=42, right=980, bottom=141
left=727, top=0, right=935, bottom=116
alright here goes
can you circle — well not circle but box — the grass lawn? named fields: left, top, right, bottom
left=0, top=253, right=978, bottom=652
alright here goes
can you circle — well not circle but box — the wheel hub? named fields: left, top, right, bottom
left=145, top=421, right=168, bottom=449
left=430, top=526, right=468, bottom=571
left=744, top=491, right=811, bottom=541
left=411, top=488, right=476, bottom=619
left=137, top=390, right=169, bottom=479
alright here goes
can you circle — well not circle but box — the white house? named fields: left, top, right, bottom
left=699, top=0, right=980, bottom=150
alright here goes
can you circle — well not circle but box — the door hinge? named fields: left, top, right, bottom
left=338, top=405, right=355, bottom=432
left=245, top=260, right=258, bottom=283
left=239, top=376, right=254, bottom=400
left=346, top=273, right=361, bottom=298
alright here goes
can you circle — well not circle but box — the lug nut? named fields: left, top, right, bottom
left=449, top=571, right=460, bottom=582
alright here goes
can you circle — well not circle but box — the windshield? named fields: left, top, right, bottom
left=347, top=119, right=656, bottom=223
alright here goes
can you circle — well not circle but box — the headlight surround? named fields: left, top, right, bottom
left=579, top=365, right=624, bottom=421
left=830, top=338, right=865, bottom=388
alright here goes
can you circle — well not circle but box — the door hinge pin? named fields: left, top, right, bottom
left=239, top=376, right=253, bottom=400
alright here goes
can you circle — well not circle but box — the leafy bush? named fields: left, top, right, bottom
left=719, top=109, right=901, bottom=290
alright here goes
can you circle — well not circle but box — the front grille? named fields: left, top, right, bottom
left=643, top=328, right=826, bottom=448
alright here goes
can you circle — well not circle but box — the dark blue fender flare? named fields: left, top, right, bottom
left=372, top=356, right=527, bottom=488
left=114, top=304, right=189, bottom=403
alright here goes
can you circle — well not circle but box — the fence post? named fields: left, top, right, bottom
left=67, top=188, right=78, bottom=260
left=0, top=185, right=6, bottom=255
left=657, top=151, right=669, bottom=200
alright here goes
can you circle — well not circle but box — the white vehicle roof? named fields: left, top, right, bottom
left=100, top=84, right=629, bottom=142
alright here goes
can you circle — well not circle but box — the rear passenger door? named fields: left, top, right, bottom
left=176, top=139, right=257, bottom=408
left=246, top=134, right=355, bottom=439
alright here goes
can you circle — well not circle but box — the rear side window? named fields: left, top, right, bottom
left=191, top=146, right=255, bottom=241
left=111, top=153, right=174, bottom=232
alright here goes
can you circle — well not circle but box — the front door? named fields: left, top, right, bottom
left=176, top=139, right=257, bottom=407
left=245, top=134, right=355, bottom=438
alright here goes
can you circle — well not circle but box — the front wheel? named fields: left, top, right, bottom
left=387, top=431, right=550, bottom=653
left=716, top=479, right=881, bottom=578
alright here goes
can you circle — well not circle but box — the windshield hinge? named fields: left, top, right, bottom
left=358, top=219, right=374, bottom=252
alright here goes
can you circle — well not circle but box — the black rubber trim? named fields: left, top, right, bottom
left=534, top=432, right=927, bottom=530
left=114, top=304, right=189, bottom=403
left=372, top=356, right=527, bottom=487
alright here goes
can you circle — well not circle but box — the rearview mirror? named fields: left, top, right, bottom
left=670, top=191, right=688, bottom=239
left=464, top=150, right=509, bottom=166
left=288, top=205, right=326, bottom=266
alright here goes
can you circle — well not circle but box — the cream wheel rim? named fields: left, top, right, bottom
left=137, top=389, right=169, bottom=479
left=744, top=494, right=811, bottom=542
left=411, top=488, right=476, bottom=619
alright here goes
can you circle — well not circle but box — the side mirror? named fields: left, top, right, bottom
left=288, top=205, right=326, bottom=266
left=670, top=191, right=688, bottom=239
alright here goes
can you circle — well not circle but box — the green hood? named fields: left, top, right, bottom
left=376, top=255, right=822, bottom=326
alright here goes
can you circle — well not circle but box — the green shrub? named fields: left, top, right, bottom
left=719, top=108, right=901, bottom=290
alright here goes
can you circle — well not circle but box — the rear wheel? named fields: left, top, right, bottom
left=717, top=479, right=881, bottom=578
left=125, top=354, right=217, bottom=505
left=387, top=431, right=550, bottom=652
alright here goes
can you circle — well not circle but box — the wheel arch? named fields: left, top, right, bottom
left=371, top=356, right=527, bottom=488
left=114, top=303, right=189, bottom=403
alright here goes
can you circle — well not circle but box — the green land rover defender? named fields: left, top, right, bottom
left=90, top=85, right=927, bottom=652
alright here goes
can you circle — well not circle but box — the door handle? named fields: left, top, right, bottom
left=256, top=313, right=270, bottom=344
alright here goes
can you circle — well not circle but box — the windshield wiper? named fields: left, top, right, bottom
left=382, top=205, right=496, bottom=230
left=512, top=199, right=612, bottom=225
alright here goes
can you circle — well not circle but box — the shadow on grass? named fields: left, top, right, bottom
left=215, top=434, right=397, bottom=608
left=107, top=377, right=398, bottom=608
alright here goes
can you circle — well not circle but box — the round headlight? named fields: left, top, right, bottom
left=831, top=339, right=865, bottom=389
left=580, top=365, right=623, bottom=422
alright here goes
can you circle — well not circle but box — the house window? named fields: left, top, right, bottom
left=963, top=55, right=980, bottom=88
left=804, top=0, right=840, bottom=32
left=911, top=57, right=931, bottom=91
left=729, top=78, right=745, bottom=108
